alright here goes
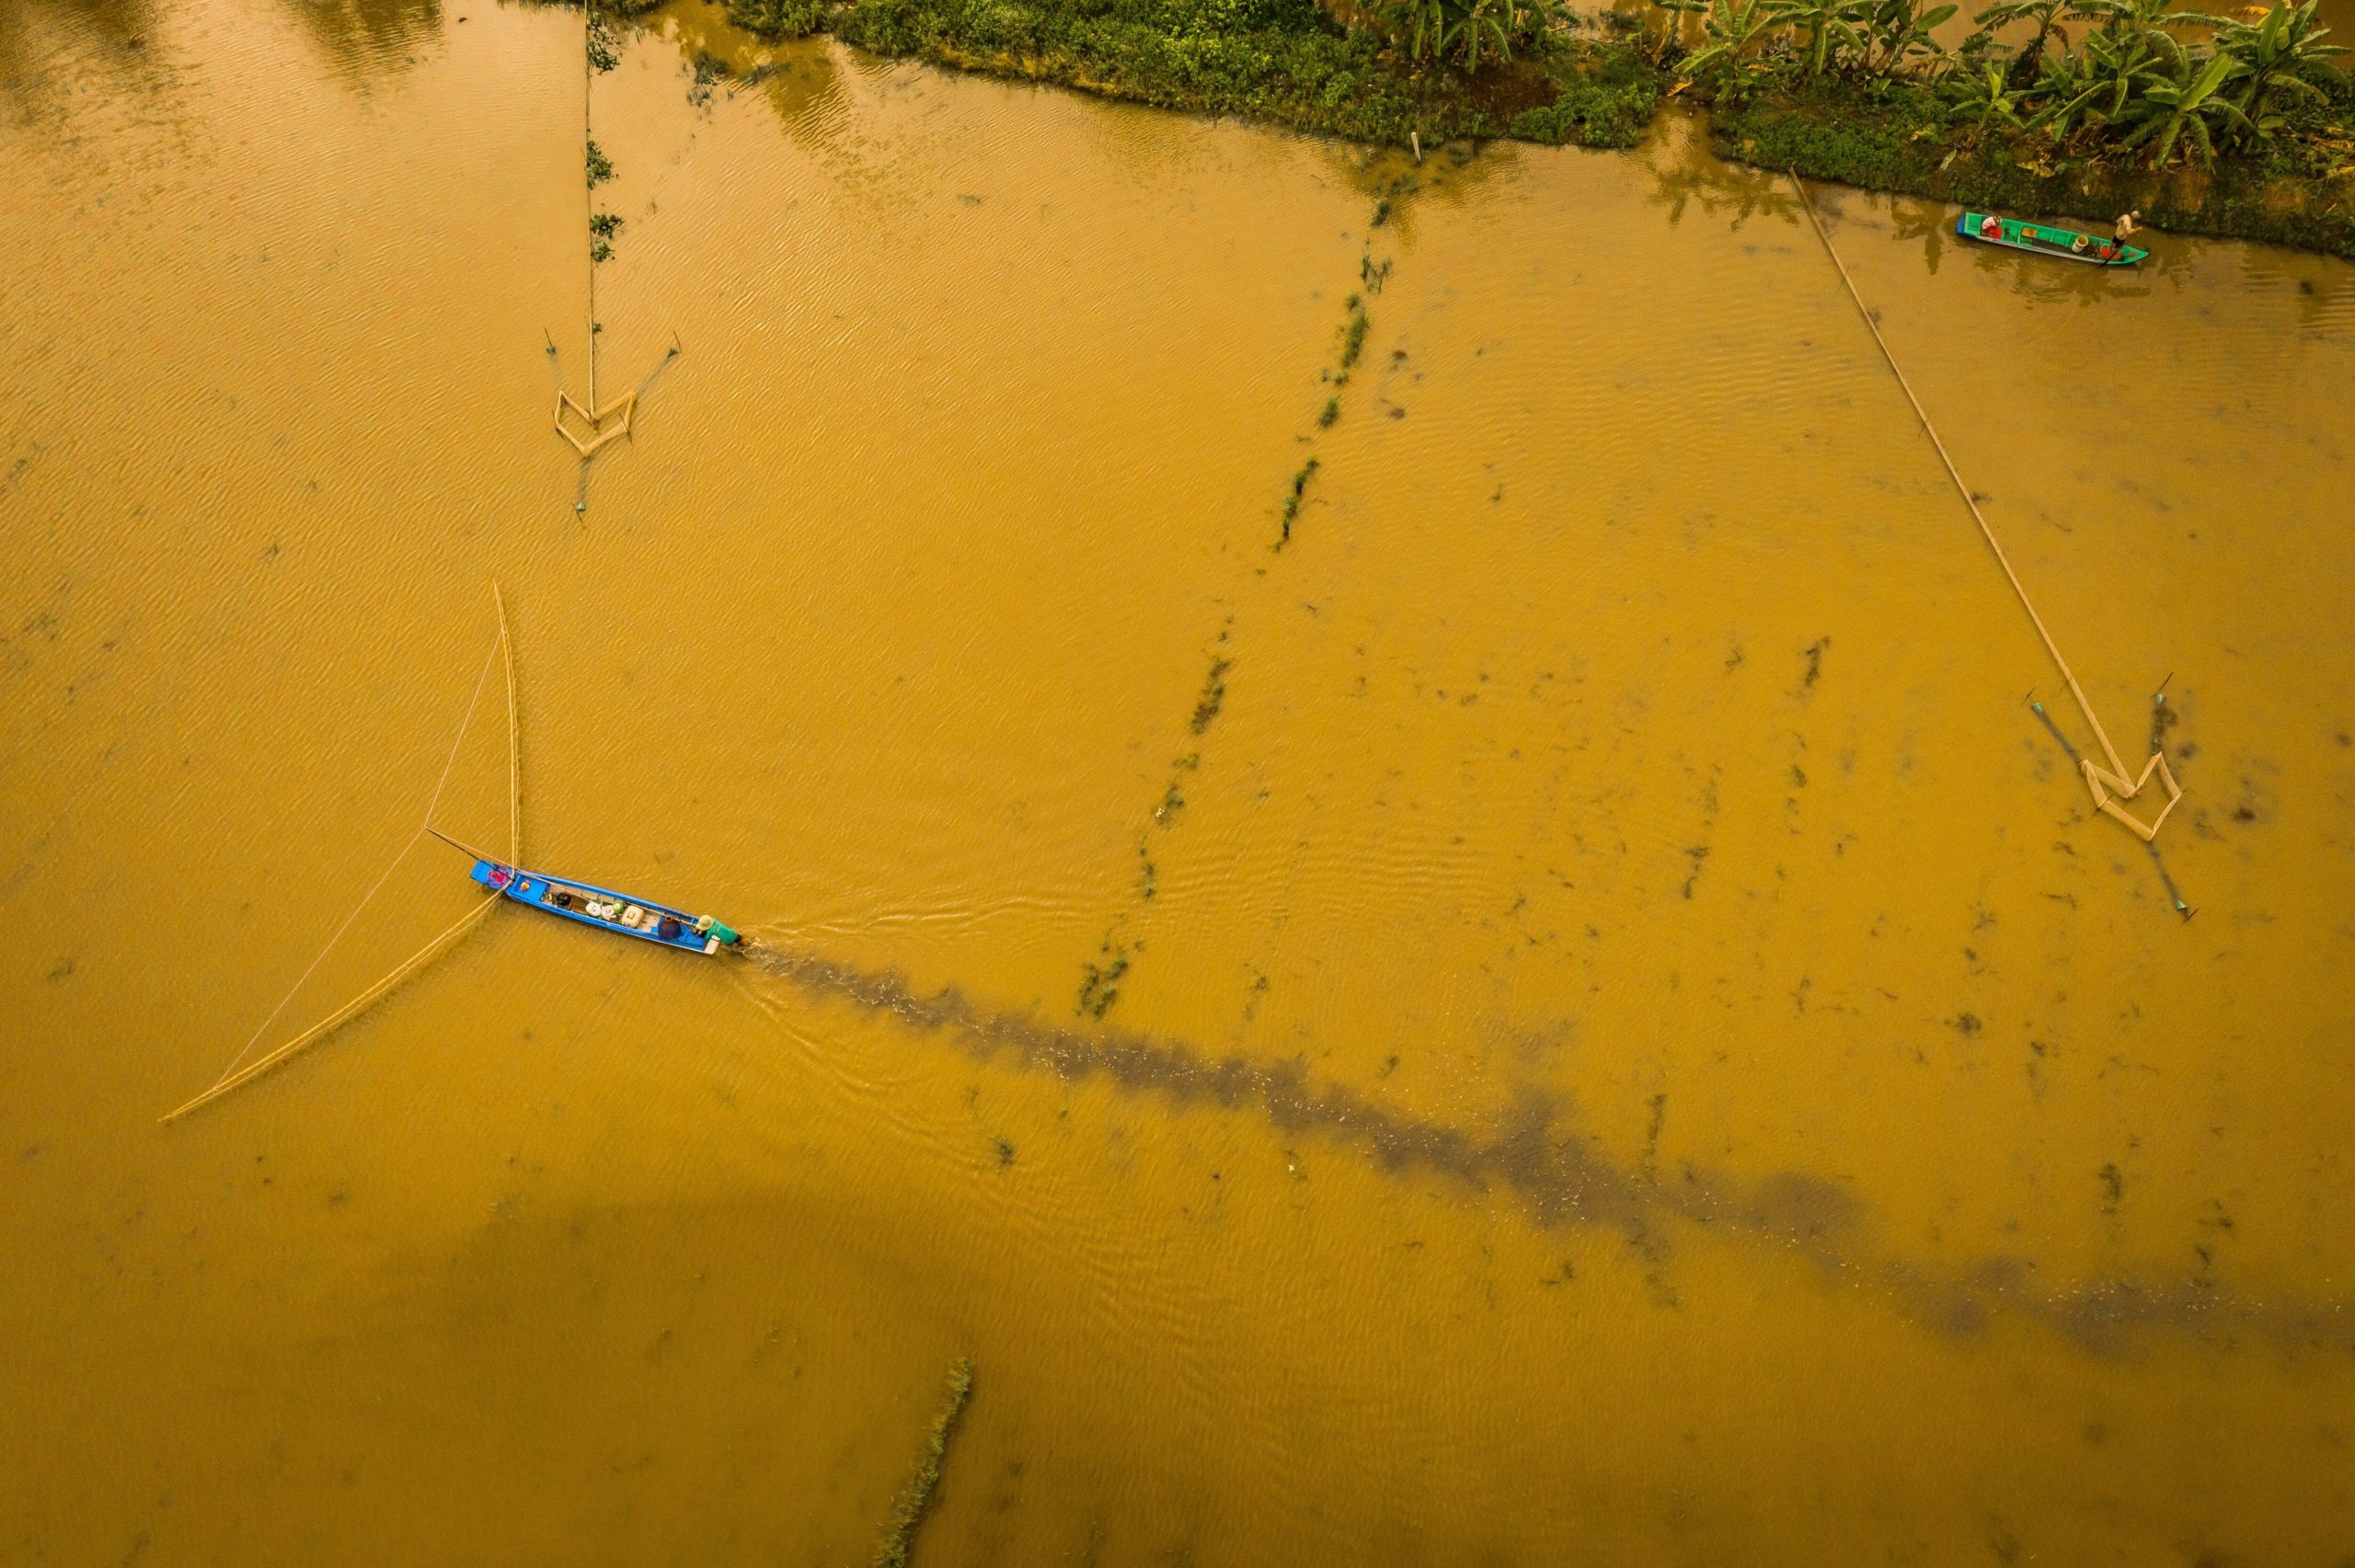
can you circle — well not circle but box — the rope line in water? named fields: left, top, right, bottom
left=161, top=588, right=521, bottom=1124
left=1786, top=173, right=2182, bottom=842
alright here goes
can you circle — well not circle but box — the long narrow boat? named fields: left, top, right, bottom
left=469, top=859, right=742, bottom=956
left=1958, top=211, right=2147, bottom=267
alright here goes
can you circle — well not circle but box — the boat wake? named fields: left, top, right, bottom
left=742, top=939, right=2353, bottom=1358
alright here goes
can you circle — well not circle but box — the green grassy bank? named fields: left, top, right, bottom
left=724, top=0, right=1667, bottom=145
left=1713, top=77, right=2355, bottom=258
left=696, top=0, right=2354, bottom=258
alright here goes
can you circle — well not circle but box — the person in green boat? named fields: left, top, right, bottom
left=2115, top=210, right=2142, bottom=244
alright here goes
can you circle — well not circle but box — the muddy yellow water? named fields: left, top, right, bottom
left=6, top=0, right=2354, bottom=1561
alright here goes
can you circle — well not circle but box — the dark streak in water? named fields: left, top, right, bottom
left=745, top=944, right=2350, bottom=1357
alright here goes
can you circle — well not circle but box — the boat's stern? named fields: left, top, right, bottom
left=467, top=858, right=516, bottom=893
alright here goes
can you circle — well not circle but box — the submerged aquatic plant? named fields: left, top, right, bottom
left=1275, top=457, right=1322, bottom=548
left=1077, top=947, right=1129, bottom=1017
left=1337, top=296, right=1370, bottom=372
left=1191, top=655, right=1235, bottom=731
left=872, top=1359, right=976, bottom=1568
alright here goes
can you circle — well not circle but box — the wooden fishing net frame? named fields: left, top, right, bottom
left=160, top=586, right=522, bottom=1124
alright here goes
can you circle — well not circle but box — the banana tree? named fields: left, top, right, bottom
left=2032, top=18, right=2168, bottom=138
left=1946, top=58, right=2035, bottom=131
left=1680, top=0, right=1784, bottom=97
left=1445, top=0, right=1515, bottom=68
left=1764, top=0, right=1869, bottom=76
left=2119, top=46, right=2247, bottom=164
left=1972, top=0, right=2072, bottom=84
left=2067, top=0, right=2202, bottom=52
left=1862, top=0, right=1959, bottom=72
left=1386, top=0, right=1453, bottom=62
left=2211, top=0, right=2348, bottom=143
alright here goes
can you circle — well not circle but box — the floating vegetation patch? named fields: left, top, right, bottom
left=584, top=138, right=614, bottom=188
left=871, top=1358, right=975, bottom=1568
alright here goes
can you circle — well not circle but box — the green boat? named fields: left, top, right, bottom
left=1957, top=211, right=2147, bottom=267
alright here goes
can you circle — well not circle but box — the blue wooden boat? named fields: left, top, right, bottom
left=1958, top=211, right=2146, bottom=266
left=469, top=859, right=742, bottom=956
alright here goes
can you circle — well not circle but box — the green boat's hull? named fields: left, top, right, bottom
left=1958, top=211, right=2147, bottom=267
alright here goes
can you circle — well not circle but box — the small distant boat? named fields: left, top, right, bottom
left=1959, top=211, right=2146, bottom=267
left=469, top=858, right=742, bottom=956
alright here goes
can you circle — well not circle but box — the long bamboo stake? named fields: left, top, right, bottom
left=1786, top=173, right=2180, bottom=841
left=584, top=0, right=599, bottom=414
left=497, top=578, right=521, bottom=864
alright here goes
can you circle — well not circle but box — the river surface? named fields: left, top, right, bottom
left=4, top=1, right=2353, bottom=1562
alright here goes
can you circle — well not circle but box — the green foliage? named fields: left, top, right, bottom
left=1677, top=0, right=1783, bottom=102
left=1373, top=0, right=1563, bottom=70
left=584, top=138, right=614, bottom=187
left=1970, top=0, right=2069, bottom=84
left=1944, top=57, right=2031, bottom=132
left=586, top=12, right=620, bottom=70
left=1715, top=71, right=2354, bottom=254
left=1763, top=0, right=1867, bottom=79
left=1858, top=0, right=1955, bottom=72
left=2210, top=0, right=2346, bottom=143
left=726, top=0, right=830, bottom=37
left=2117, top=44, right=2246, bottom=165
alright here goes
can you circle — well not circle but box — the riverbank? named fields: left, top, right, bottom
left=707, top=0, right=2355, bottom=259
